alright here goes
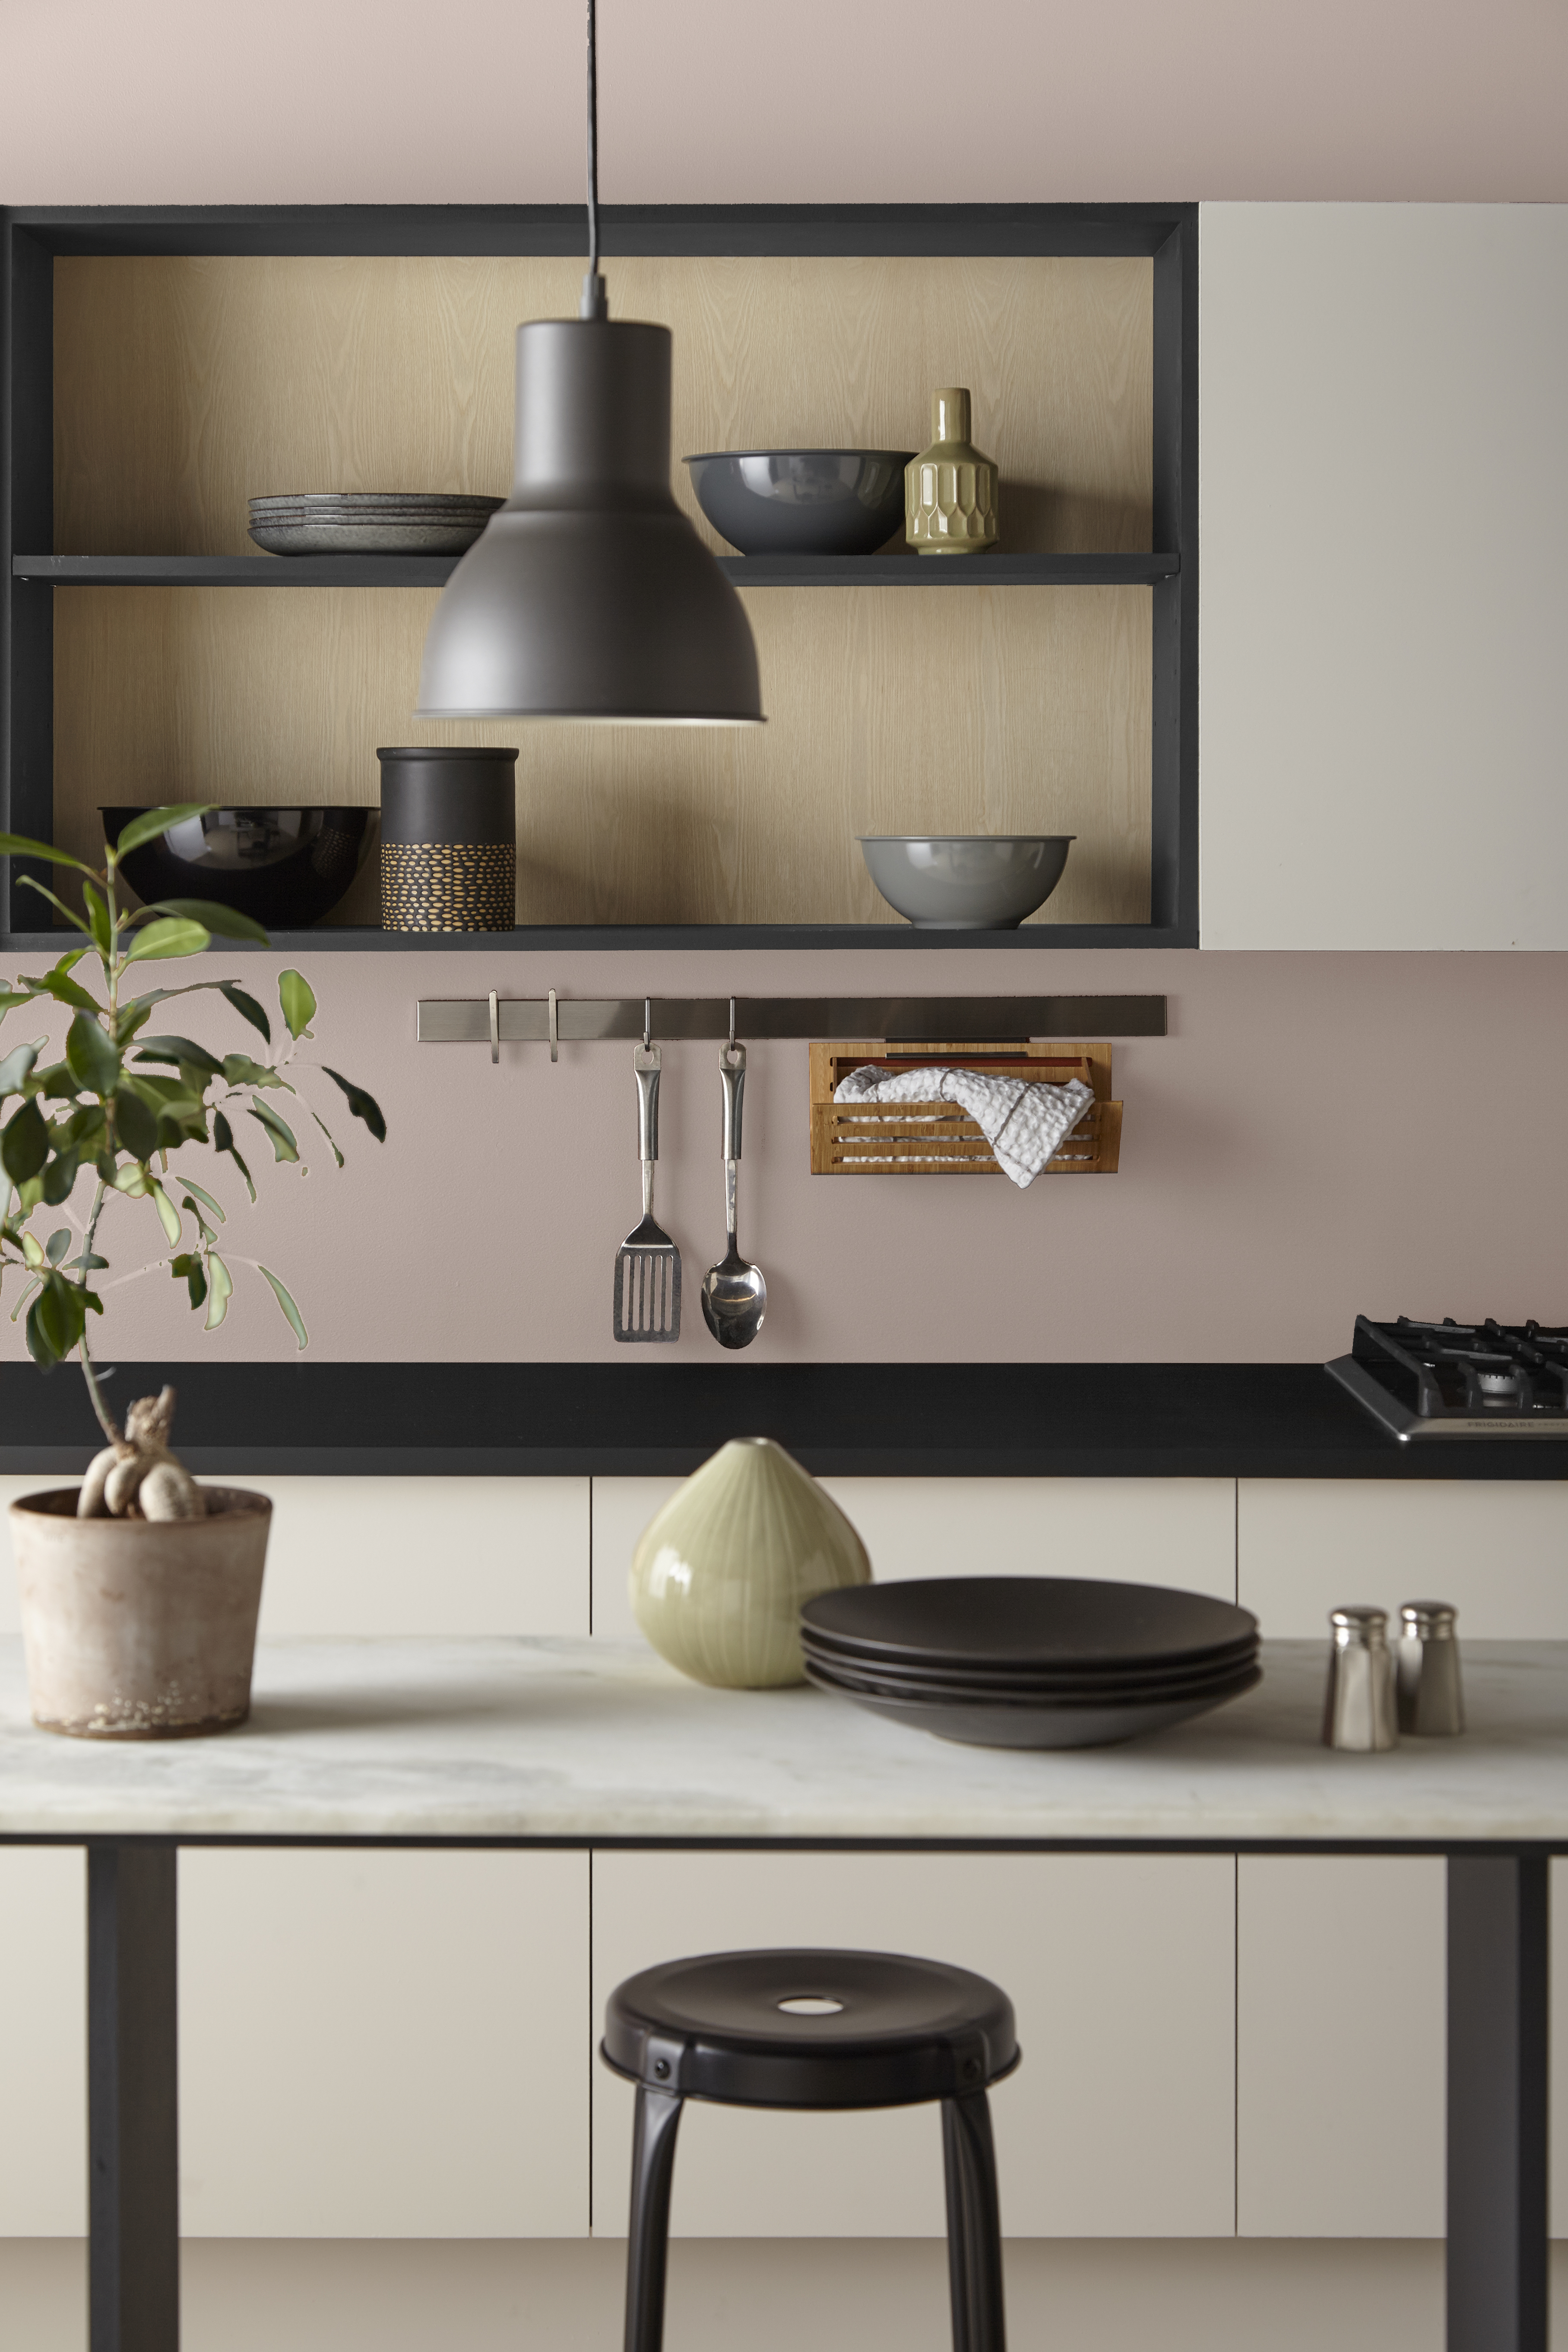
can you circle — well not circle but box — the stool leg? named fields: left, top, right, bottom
left=941, top=2092, right=1006, bottom=2352
left=624, top=2086, right=684, bottom=2352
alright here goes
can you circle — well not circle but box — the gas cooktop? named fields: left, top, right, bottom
left=1327, top=1315, right=1568, bottom=1440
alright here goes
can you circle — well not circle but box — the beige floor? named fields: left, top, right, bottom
left=6, top=2237, right=1568, bottom=2351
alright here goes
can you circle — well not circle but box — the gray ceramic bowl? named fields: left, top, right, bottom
left=858, top=835, right=1074, bottom=929
left=684, top=450, right=914, bottom=557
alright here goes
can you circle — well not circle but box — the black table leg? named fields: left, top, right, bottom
left=1447, top=1853, right=1549, bottom=2352
left=89, top=1841, right=180, bottom=2352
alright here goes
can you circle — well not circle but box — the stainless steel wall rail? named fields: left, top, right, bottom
left=415, top=995, right=1168, bottom=1047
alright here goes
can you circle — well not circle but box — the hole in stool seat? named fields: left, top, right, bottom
left=776, top=1994, right=846, bottom=2014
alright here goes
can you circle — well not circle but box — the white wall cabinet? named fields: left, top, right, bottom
left=590, top=1850, right=1236, bottom=2240
left=1200, top=201, right=1568, bottom=948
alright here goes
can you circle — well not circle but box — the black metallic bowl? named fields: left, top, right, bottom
left=102, top=807, right=376, bottom=929
left=684, top=450, right=915, bottom=557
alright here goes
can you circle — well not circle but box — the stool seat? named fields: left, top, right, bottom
left=603, top=1946, right=1019, bottom=2109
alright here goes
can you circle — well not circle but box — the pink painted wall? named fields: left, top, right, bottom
left=3, top=948, right=1564, bottom=1365
left=4, top=4, right=1565, bottom=1369
left=3, top=0, right=1566, bottom=206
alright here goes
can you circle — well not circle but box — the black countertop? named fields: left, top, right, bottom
left=2, top=1362, right=1565, bottom=1479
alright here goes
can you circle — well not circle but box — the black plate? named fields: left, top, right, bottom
left=805, top=1648, right=1258, bottom=1710
left=800, top=1644, right=1258, bottom=1707
left=800, top=1578, right=1258, bottom=1672
left=804, top=1661, right=1264, bottom=1750
left=799, top=1625, right=1258, bottom=1690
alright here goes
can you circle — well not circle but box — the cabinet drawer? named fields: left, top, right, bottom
left=591, top=1850, right=1234, bottom=2239
left=180, top=1850, right=589, bottom=2237
left=0, top=1848, right=85, bottom=2236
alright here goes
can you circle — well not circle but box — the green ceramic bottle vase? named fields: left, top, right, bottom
left=629, top=1436, right=871, bottom=1689
left=906, top=387, right=999, bottom=556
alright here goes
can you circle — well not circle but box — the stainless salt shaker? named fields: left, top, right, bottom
left=1396, top=1601, right=1465, bottom=1737
left=1322, top=1607, right=1398, bottom=1751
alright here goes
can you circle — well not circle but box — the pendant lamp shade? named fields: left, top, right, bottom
left=416, top=319, right=763, bottom=723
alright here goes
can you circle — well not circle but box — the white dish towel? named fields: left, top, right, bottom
left=832, top=1064, right=1095, bottom=1189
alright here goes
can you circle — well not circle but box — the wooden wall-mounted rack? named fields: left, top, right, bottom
left=810, top=1041, right=1121, bottom=1176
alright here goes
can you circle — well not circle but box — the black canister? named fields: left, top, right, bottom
left=378, top=747, right=519, bottom=932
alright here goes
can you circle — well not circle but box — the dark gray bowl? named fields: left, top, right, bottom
left=102, top=806, right=375, bottom=929
left=684, top=450, right=914, bottom=557
left=858, top=835, right=1074, bottom=929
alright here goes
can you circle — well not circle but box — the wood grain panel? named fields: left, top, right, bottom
left=53, top=584, right=1151, bottom=926
left=54, top=254, right=1152, bottom=558
left=50, top=252, right=1152, bottom=927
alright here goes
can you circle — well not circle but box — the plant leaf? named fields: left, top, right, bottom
left=259, top=1263, right=309, bottom=1350
left=169, top=1251, right=208, bottom=1312
left=125, top=916, right=210, bottom=964
left=112, top=1163, right=151, bottom=1197
left=25, top=1293, right=59, bottom=1371
left=180, top=1178, right=226, bottom=1226
left=222, top=1052, right=289, bottom=1090
left=20, top=1231, right=45, bottom=1269
left=133, top=1034, right=225, bottom=1078
left=148, top=1181, right=183, bottom=1246
left=19, top=961, right=101, bottom=1013
left=204, top=1249, right=233, bottom=1331
left=0, top=832, right=95, bottom=874
left=0, top=1042, right=39, bottom=1097
left=1, top=1097, right=49, bottom=1183
left=41, top=1148, right=80, bottom=1206
left=113, top=804, right=215, bottom=859
left=212, top=1111, right=257, bottom=1203
left=306, top=1104, right=344, bottom=1169
left=81, top=879, right=113, bottom=958
left=65, top=1011, right=122, bottom=1096
left=219, top=979, right=272, bottom=1043
left=279, top=969, right=317, bottom=1040
left=17, top=876, right=94, bottom=935
left=322, top=1066, right=387, bottom=1143
left=111, top=1084, right=160, bottom=1162
left=44, top=1227, right=70, bottom=1264
left=247, top=1097, right=299, bottom=1162
left=0, top=988, right=41, bottom=1013
left=139, top=897, right=270, bottom=945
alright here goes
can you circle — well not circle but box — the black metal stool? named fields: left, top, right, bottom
left=602, top=1947, right=1020, bottom=2352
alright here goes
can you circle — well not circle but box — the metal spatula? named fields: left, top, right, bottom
left=613, top=1041, right=681, bottom=1341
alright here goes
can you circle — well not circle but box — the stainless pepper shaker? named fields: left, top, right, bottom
left=1322, top=1606, right=1398, bottom=1751
left=1396, top=1601, right=1465, bottom=1737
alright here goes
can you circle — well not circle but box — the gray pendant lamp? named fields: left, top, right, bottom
left=415, top=3, right=763, bottom=723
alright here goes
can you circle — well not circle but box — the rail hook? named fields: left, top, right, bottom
left=548, top=988, right=559, bottom=1064
left=488, top=989, right=499, bottom=1067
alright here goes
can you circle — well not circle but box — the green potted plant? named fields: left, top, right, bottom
left=0, top=806, right=386, bottom=1737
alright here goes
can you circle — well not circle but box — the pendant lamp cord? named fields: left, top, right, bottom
left=580, top=0, right=609, bottom=320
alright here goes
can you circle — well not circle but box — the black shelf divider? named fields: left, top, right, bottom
left=13, top=552, right=1180, bottom=590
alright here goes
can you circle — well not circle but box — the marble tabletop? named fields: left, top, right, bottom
left=0, top=1638, right=1563, bottom=1847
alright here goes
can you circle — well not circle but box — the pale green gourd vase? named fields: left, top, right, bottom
left=906, top=387, right=999, bottom=555
left=630, top=1437, right=871, bottom=1689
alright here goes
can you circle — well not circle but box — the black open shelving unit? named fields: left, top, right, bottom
left=1, top=202, right=1198, bottom=954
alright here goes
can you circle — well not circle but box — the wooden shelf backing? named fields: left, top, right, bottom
left=13, top=552, right=1179, bottom=591
left=809, top=1040, right=1121, bottom=1176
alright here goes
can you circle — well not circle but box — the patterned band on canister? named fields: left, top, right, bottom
left=377, top=746, right=519, bottom=934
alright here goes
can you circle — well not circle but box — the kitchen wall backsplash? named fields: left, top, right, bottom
left=2, top=947, right=1561, bottom=1366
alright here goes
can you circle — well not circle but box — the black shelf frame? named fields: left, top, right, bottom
left=1, top=202, right=1198, bottom=953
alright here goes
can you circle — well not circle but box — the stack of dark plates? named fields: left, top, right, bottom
left=799, top=1577, right=1261, bottom=1750
left=248, top=492, right=504, bottom=556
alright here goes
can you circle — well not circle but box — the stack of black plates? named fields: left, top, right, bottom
left=799, top=1578, right=1261, bottom=1750
left=248, top=492, right=504, bottom=556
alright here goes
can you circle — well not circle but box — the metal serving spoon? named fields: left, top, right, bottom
left=700, top=1041, right=767, bottom=1350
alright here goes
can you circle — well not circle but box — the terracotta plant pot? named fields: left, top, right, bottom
left=9, top=1487, right=271, bottom=1738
